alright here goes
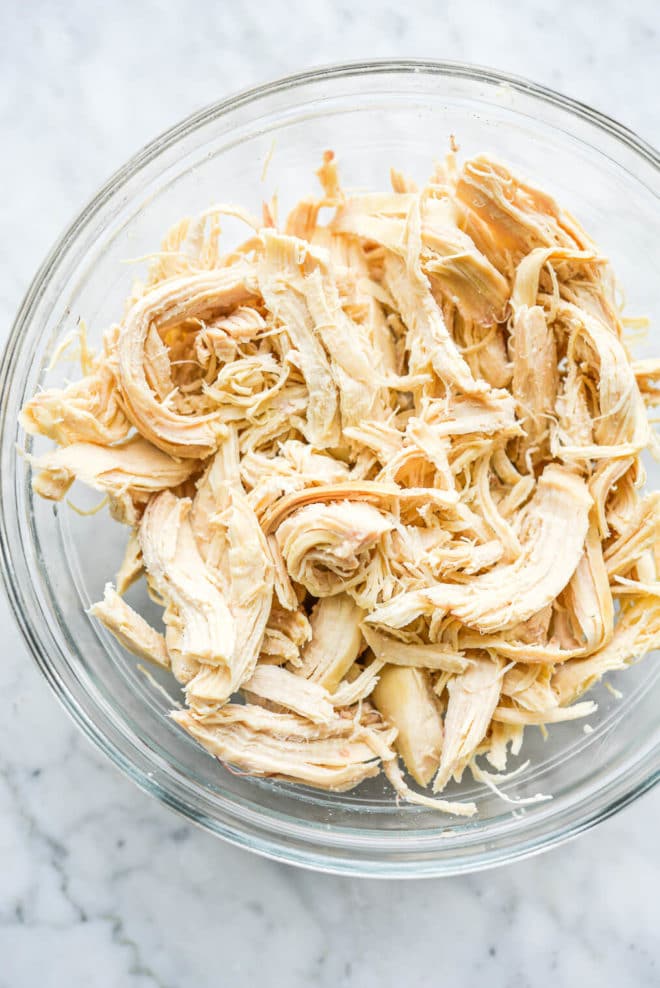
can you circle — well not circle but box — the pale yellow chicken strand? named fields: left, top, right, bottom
left=297, top=594, right=365, bottom=691
left=243, top=665, right=335, bottom=724
left=263, top=479, right=455, bottom=531
left=115, top=529, right=143, bottom=595
left=383, top=199, right=486, bottom=395
left=90, top=584, right=170, bottom=668
left=553, top=595, right=660, bottom=705
left=172, top=707, right=396, bottom=792
left=260, top=601, right=311, bottom=665
left=186, top=434, right=274, bottom=704
left=21, top=358, right=129, bottom=448
left=258, top=231, right=341, bottom=448
left=331, top=191, right=509, bottom=325
left=139, top=491, right=235, bottom=684
left=361, top=624, right=468, bottom=674
left=554, top=302, right=649, bottom=460
left=563, top=517, right=614, bottom=653
left=604, top=493, right=660, bottom=579
left=30, top=437, right=197, bottom=508
left=373, top=666, right=444, bottom=786
left=433, top=654, right=503, bottom=794
left=300, top=251, right=390, bottom=427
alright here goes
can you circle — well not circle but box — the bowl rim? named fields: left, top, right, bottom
left=1, top=58, right=658, bottom=878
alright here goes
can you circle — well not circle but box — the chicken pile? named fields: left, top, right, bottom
left=21, top=149, right=660, bottom=815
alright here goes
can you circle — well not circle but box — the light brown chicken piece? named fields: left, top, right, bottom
left=243, top=665, right=335, bottom=724
left=404, top=418, right=454, bottom=489
left=275, top=500, right=394, bottom=599
left=30, top=437, right=198, bottom=517
left=433, top=655, right=502, bottom=793
left=90, top=584, right=170, bottom=668
left=21, top=358, right=129, bottom=448
left=361, top=624, right=468, bottom=674
left=258, top=231, right=340, bottom=448
left=332, top=191, right=509, bottom=325
left=373, top=666, right=444, bottom=786
left=383, top=200, right=486, bottom=395
left=297, top=594, right=365, bottom=691
left=553, top=595, right=660, bottom=704
left=139, top=490, right=235, bottom=687
left=172, top=706, right=396, bottom=792
left=117, top=264, right=260, bottom=457
left=454, top=154, right=582, bottom=277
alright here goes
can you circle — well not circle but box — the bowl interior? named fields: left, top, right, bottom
left=2, top=64, right=659, bottom=874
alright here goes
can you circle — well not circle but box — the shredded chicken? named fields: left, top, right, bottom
left=243, top=664, right=335, bottom=724
left=366, top=465, right=591, bottom=633
left=373, top=666, right=443, bottom=786
left=173, top=705, right=396, bottom=791
left=30, top=437, right=198, bottom=524
left=22, top=148, right=660, bottom=816
left=297, top=594, right=365, bottom=690
left=433, top=654, right=502, bottom=793
left=90, top=584, right=170, bottom=668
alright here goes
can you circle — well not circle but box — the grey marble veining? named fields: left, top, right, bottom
left=1, top=1, right=659, bottom=986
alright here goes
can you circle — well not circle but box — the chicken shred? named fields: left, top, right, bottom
left=373, top=666, right=443, bottom=786
left=90, top=584, right=170, bottom=668
left=22, top=148, right=660, bottom=816
left=433, top=654, right=502, bottom=793
left=243, top=664, right=335, bottom=724
left=297, top=594, right=365, bottom=690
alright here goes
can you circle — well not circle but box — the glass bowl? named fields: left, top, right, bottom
left=1, top=60, right=658, bottom=877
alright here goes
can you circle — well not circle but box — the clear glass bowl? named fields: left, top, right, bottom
left=1, top=61, right=658, bottom=877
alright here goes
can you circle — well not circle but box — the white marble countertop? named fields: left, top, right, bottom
left=1, top=2, right=658, bottom=985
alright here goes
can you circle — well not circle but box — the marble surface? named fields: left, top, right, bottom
left=1, top=2, right=659, bottom=985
